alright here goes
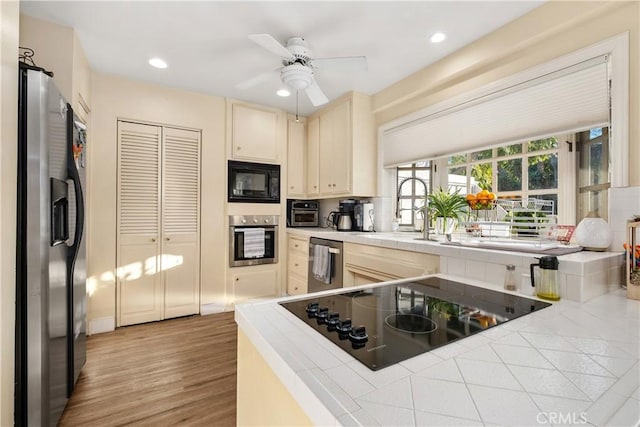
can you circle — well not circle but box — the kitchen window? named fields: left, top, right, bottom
left=444, top=136, right=563, bottom=217
left=396, top=161, right=431, bottom=227
left=396, top=127, right=609, bottom=226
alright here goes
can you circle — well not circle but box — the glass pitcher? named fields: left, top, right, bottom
left=530, top=256, right=560, bottom=301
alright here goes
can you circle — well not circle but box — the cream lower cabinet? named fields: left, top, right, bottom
left=287, top=235, right=309, bottom=295
left=117, top=121, right=201, bottom=326
left=343, top=243, right=439, bottom=287
left=230, top=265, right=279, bottom=305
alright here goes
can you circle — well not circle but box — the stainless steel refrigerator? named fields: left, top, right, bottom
left=15, top=63, right=87, bottom=426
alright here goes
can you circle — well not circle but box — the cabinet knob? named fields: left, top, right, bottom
left=332, top=183, right=336, bottom=187
left=294, top=263, right=299, bottom=267
left=290, top=186, right=294, bottom=190
left=294, top=244, right=299, bottom=248
left=151, top=237, right=156, bottom=242
left=328, top=184, right=331, bottom=188
left=236, top=146, right=241, bottom=151
left=165, top=237, right=170, bottom=241
left=235, top=277, right=239, bottom=282
left=313, top=185, right=317, bottom=189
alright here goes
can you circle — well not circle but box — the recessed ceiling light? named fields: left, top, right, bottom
left=276, top=88, right=291, bottom=97
left=148, top=57, right=168, bottom=69
left=430, top=32, right=446, bottom=44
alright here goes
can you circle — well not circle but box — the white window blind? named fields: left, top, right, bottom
left=382, top=56, right=610, bottom=167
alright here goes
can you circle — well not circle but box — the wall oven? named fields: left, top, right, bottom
left=229, top=215, right=279, bottom=267
left=228, top=160, right=280, bottom=203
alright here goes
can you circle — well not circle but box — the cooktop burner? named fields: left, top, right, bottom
left=279, top=276, right=551, bottom=371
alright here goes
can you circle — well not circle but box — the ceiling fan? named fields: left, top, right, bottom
left=236, top=34, right=367, bottom=107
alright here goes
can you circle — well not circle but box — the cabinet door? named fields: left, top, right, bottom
left=117, top=121, right=163, bottom=326
left=231, top=268, right=278, bottom=305
left=318, top=110, right=335, bottom=195
left=330, top=101, right=351, bottom=194
left=287, top=119, right=306, bottom=197
left=232, top=104, right=279, bottom=162
left=162, top=127, right=201, bottom=319
left=306, top=117, right=320, bottom=196
left=319, top=100, right=351, bottom=195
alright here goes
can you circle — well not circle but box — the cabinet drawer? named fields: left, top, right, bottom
left=343, top=242, right=439, bottom=287
left=288, top=253, right=308, bottom=278
left=287, top=275, right=308, bottom=296
left=288, top=236, right=309, bottom=256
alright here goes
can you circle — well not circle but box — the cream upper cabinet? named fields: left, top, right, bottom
left=306, top=116, right=320, bottom=196
left=319, top=100, right=351, bottom=195
left=230, top=102, right=280, bottom=162
left=309, top=92, right=376, bottom=198
left=287, top=118, right=306, bottom=197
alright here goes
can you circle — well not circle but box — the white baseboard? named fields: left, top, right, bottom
left=201, top=302, right=228, bottom=315
left=88, top=316, right=115, bottom=335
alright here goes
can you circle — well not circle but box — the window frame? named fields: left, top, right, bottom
left=431, top=134, right=576, bottom=224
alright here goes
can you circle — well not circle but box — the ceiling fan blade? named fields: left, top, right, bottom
left=248, top=34, right=295, bottom=61
left=312, top=56, right=368, bottom=72
left=235, top=68, right=279, bottom=90
left=305, top=80, right=329, bottom=107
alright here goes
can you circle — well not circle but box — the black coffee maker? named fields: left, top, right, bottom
left=338, top=199, right=356, bottom=231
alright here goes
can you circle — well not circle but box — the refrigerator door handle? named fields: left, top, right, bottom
left=66, top=110, right=85, bottom=261
left=50, top=177, right=69, bottom=246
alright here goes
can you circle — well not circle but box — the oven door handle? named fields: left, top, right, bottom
left=328, top=247, right=340, bottom=255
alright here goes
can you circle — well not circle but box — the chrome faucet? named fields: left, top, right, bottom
left=396, top=177, right=431, bottom=241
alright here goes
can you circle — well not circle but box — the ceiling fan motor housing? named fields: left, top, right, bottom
left=285, top=37, right=311, bottom=64
left=281, top=63, right=314, bottom=90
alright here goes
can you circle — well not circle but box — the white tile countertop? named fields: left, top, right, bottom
left=235, top=274, right=640, bottom=427
left=287, top=228, right=625, bottom=303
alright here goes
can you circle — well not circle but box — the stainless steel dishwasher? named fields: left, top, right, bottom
left=308, top=237, right=343, bottom=293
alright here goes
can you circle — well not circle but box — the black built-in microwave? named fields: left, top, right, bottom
left=228, top=160, right=280, bottom=203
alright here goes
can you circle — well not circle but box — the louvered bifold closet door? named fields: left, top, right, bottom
left=161, top=127, right=201, bottom=319
left=117, top=121, right=163, bottom=326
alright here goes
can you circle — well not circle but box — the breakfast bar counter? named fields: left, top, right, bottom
left=235, top=274, right=640, bottom=426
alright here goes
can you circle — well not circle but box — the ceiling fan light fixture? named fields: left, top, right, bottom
left=430, top=32, right=446, bottom=43
left=148, top=57, right=168, bottom=69
left=276, top=88, right=291, bottom=97
left=281, top=63, right=313, bottom=91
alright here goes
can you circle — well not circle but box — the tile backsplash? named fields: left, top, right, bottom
left=609, top=186, right=640, bottom=251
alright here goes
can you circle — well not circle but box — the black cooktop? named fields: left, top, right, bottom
left=279, top=277, right=551, bottom=371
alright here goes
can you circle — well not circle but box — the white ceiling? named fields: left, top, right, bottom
left=20, top=1, right=543, bottom=116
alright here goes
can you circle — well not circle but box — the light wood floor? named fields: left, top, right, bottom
left=59, top=312, right=238, bottom=426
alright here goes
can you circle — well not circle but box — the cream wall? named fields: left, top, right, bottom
left=0, top=2, right=18, bottom=424
left=88, top=73, right=227, bottom=329
left=19, top=14, right=74, bottom=102
left=373, top=1, right=639, bottom=185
